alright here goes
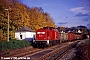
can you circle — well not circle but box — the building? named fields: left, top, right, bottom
left=15, top=26, right=36, bottom=41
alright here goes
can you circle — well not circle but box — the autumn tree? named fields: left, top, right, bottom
left=0, top=0, right=56, bottom=41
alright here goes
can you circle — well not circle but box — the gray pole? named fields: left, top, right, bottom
left=5, top=9, right=10, bottom=41
left=7, top=10, right=9, bottom=41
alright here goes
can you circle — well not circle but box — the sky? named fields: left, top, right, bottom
left=20, top=0, right=90, bottom=28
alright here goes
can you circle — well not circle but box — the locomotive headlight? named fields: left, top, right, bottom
left=33, top=40, right=35, bottom=42
left=47, top=40, right=49, bottom=44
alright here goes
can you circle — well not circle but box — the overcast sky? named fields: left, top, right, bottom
left=20, top=0, right=90, bottom=28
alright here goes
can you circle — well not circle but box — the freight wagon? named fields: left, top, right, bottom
left=68, top=32, right=75, bottom=41
left=59, top=31, right=68, bottom=42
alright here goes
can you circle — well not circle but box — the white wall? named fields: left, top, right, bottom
left=15, top=32, right=26, bottom=40
left=26, top=32, right=35, bottom=38
left=15, top=32, right=36, bottom=40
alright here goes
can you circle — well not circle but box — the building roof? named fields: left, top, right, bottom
left=15, top=26, right=34, bottom=32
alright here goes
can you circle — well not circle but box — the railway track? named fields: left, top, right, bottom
left=39, top=42, right=74, bottom=60
left=7, top=44, right=60, bottom=57
left=56, top=48, right=76, bottom=60
left=13, top=48, right=42, bottom=57
left=27, top=40, right=79, bottom=60
left=3, top=40, right=80, bottom=60
left=1, top=46, right=42, bottom=57
left=56, top=47, right=72, bottom=60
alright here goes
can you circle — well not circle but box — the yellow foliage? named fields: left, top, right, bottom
left=0, top=0, right=56, bottom=41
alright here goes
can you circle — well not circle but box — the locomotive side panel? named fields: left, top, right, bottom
left=47, top=30, right=53, bottom=40
left=52, top=30, right=59, bottom=40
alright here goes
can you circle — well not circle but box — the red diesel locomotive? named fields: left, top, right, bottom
left=34, top=27, right=59, bottom=47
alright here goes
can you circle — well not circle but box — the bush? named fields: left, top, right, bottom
left=0, top=39, right=31, bottom=51
left=22, top=40, right=31, bottom=47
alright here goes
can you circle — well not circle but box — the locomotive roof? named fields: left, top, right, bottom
left=15, top=26, right=34, bottom=32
